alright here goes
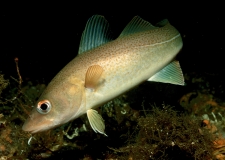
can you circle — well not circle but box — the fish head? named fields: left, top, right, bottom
left=22, top=78, right=84, bottom=133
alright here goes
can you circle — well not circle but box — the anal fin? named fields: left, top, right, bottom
left=148, top=60, right=184, bottom=85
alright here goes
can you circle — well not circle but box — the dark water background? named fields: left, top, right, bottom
left=1, top=4, right=224, bottom=84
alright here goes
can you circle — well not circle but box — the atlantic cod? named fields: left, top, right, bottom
left=22, top=15, right=184, bottom=135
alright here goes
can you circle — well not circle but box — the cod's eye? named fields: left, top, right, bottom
left=37, top=100, right=51, bottom=114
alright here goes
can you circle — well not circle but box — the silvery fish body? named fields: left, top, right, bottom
left=22, top=15, right=184, bottom=135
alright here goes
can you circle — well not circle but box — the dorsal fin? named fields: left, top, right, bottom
left=155, top=19, right=169, bottom=27
left=119, top=16, right=158, bottom=37
left=78, top=15, right=113, bottom=54
left=148, top=60, right=184, bottom=85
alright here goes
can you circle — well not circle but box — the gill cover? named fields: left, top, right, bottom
left=22, top=77, right=84, bottom=133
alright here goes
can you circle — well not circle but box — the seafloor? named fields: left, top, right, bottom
left=1, top=69, right=225, bottom=159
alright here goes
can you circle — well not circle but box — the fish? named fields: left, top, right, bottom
left=22, top=15, right=184, bottom=135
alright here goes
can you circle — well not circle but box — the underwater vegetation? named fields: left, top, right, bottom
left=1, top=63, right=225, bottom=159
left=111, top=105, right=213, bottom=160
left=178, top=73, right=225, bottom=160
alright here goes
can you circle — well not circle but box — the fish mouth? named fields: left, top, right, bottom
left=22, top=123, right=47, bottom=133
left=22, top=118, right=55, bottom=133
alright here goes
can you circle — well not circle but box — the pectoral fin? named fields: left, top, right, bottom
left=85, top=65, right=104, bottom=90
left=87, top=109, right=107, bottom=136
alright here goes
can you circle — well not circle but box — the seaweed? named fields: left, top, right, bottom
left=112, top=105, right=214, bottom=160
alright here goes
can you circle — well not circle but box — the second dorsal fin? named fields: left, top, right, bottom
left=119, top=16, right=158, bottom=37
